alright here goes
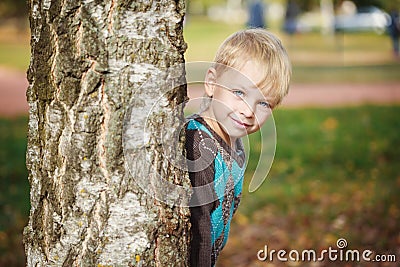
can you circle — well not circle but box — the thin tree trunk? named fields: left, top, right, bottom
left=24, top=0, right=190, bottom=266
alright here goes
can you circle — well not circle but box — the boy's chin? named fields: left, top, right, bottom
left=227, top=131, right=248, bottom=140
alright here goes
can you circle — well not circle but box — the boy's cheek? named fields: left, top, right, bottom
left=255, top=114, right=271, bottom=128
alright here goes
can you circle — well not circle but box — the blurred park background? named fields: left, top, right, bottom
left=1, top=0, right=400, bottom=266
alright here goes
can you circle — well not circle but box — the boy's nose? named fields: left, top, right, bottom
left=239, top=100, right=254, bottom=118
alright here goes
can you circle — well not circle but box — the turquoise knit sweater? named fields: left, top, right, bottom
left=186, top=115, right=246, bottom=266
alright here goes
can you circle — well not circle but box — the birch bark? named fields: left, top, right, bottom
left=24, top=0, right=190, bottom=266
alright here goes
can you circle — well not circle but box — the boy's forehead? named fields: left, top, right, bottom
left=217, top=61, right=265, bottom=89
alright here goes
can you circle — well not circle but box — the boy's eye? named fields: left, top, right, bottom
left=259, top=101, right=270, bottom=108
left=232, top=90, right=244, bottom=97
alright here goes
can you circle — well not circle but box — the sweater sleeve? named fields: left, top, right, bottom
left=189, top=192, right=214, bottom=267
left=186, top=127, right=218, bottom=267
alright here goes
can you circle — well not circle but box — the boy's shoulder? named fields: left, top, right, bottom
left=185, top=114, right=213, bottom=137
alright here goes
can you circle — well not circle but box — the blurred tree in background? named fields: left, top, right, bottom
left=293, top=0, right=394, bottom=12
left=0, top=0, right=28, bottom=20
left=351, top=0, right=387, bottom=9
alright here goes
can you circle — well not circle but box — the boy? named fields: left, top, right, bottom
left=185, top=29, right=291, bottom=266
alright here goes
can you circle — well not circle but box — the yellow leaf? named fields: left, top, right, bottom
left=321, top=117, right=338, bottom=131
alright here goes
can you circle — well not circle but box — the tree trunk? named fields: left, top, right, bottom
left=23, top=0, right=190, bottom=266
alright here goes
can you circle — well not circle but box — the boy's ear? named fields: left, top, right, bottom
left=204, top=67, right=217, bottom=97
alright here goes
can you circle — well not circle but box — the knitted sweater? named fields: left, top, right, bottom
left=185, top=115, right=246, bottom=267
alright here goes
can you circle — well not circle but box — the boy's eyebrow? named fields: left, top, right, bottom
left=230, top=81, right=257, bottom=91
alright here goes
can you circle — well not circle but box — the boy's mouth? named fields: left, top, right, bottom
left=230, top=116, right=251, bottom=129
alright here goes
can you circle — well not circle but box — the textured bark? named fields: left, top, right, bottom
left=24, top=0, right=190, bottom=266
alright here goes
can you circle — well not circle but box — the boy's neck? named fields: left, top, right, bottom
left=201, top=113, right=237, bottom=149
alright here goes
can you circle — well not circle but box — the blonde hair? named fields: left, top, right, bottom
left=212, top=28, right=291, bottom=107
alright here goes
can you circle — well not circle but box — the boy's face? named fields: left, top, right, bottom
left=204, top=61, right=273, bottom=143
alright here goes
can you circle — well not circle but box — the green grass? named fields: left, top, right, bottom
left=219, top=106, right=400, bottom=266
left=286, top=32, right=392, bottom=52
left=292, top=63, right=400, bottom=83
left=184, top=16, right=242, bottom=62
left=0, top=43, right=30, bottom=71
left=0, top=116, right=28, bottom=266
left=242, top=106, right=400, bottom=215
